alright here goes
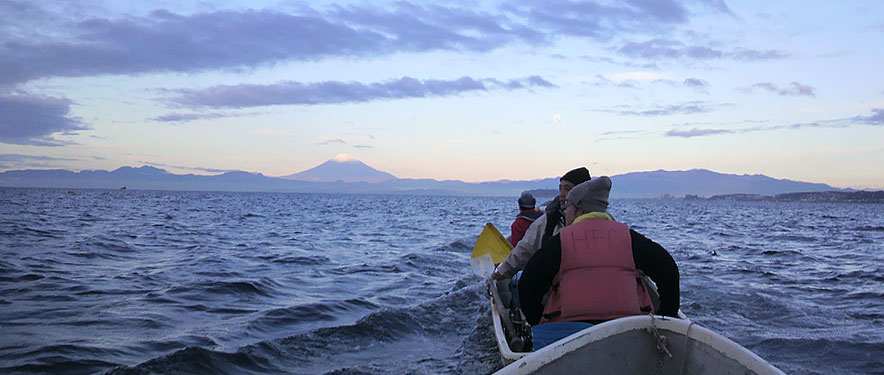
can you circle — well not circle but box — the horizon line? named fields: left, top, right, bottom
left=3, top=163, right=880, bottom=191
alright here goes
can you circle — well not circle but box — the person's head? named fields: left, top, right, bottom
left=518, top=191, right=536, bottom=210
left=564, top=176, right=611, bottom=225
left=558, top=167, right=591, bottom=208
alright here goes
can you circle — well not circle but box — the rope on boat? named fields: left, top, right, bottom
left=679, top=321, right=695, bottom=375
left=649, top=313, right=673, bottom=360
left=650, top=313, right=696, bottom=375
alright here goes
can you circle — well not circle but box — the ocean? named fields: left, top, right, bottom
left=1, top=188, right=882, bottom=375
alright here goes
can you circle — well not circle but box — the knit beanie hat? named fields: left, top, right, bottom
left=565, top=176, right=611, bottom=213
left=560, top=167, right=591, bottom=185
left=517, top=191, right=536, bottom=209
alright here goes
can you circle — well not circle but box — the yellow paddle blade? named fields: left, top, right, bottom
left=471, top=223, right=513, bottom=264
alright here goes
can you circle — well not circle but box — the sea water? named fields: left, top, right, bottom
left=1, top=188, right=882, bottom=375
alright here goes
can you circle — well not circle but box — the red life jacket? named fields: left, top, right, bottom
left=540, top=218, right=654, bottom=323
left=510, top=209, right=543, bottom=246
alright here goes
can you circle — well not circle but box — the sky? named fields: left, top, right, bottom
left=1, top=0, right=882, bottom=189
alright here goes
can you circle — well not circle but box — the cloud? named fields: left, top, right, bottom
left=695, top=0, right=735, bottom=15
left=601, top=129, right=645, bottom=136
left=169, top=76, right=556, bottom=109
left=0, top=153, right=78, bottom=169
left=594, top=129, right=653, bottom=142
left=0, top=2, right=738, bottom=86
left=682, top=78, right=710, bottom=93
left=503, top=0, right=691, bottom=39
left=592, top=74, right=633, bottom=88
left=0, top=94, right=87, bottom=146
left=854, top=108, right=884, bottom=125
left=747, top=82, right=816, bottom=97
left=617, top=39, right=788, bottom=61
left=595, top=73, right=708, bottom=93
left=732, top=49, right=789, bottom=61
left=137, top=161, right=231, bottom=173
left=151, top=112, right=230, bottom=123
left=605, top=101, right=715, bottom=116
left=0, top=4, right=529, bottom=85
left=664, top=108, right=884, bottom=138
left=618, top=39, right=723, bottom=59
left=579, top=55, right=660, bottom=69
left=150, top=109, right=267, bottom=123
left=316, top=134, right=376, bottom=146
left=0, top=153, right=76, bottom=163
left=330, top=3, right=532, bottom=51
left=666, top=128, right=734, bottom=137
left=316, top=137, right=346, bottom=145
left=645, top=77, right=711, bottom=93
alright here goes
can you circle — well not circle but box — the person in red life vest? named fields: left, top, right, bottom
left=517, top=176, right=680, bottom=350
left=510, top=192, right=543, bottom=247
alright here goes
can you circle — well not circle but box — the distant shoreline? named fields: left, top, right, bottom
left=698, top=191, right=884, bottom=204
left=529, top=188, right=884, bottom=204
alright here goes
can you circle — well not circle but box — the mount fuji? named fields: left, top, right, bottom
left=282, top=154, right=396, bottom=183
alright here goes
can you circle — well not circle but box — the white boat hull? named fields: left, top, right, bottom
left=493, top=315, right=785, bottom=375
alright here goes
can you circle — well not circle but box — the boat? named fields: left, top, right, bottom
left=486, top=271, right=683, bottom=361
left=491, top=314, right=786, bottom=375
left=472, top=223, right=784, bottom=374
left=485, top=274, right=784, bottom=375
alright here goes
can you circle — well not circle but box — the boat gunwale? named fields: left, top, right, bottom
left=493, top=315, right=786, bottom=375
left=490, top=290, right=529, bottom=363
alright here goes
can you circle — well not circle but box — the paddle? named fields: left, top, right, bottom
left=470, top=222, right=513, bottom=278
left=470, top=223, right=523, bottom=351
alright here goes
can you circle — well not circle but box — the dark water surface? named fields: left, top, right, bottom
left=2, top=188, right=882, bottom=374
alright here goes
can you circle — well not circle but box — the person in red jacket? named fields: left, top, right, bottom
left=510, top=191, right=543, bottom=247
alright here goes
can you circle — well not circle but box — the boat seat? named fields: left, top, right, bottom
left=531, top=322, right=593, bottom=351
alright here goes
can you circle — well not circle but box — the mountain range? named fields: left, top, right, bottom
left=0, top=155, right=849, bottom=198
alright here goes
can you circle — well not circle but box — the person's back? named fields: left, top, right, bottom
left=510, top=192, right=542, bottom=247
left=492, top=167, right=591, bottom=281
left=517, top=177, right=680, bottom=350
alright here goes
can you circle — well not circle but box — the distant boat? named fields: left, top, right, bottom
left=120, top=186, right=127, bottom=190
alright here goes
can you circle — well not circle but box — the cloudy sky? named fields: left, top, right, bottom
left=1, top=0, right=882, bottom=188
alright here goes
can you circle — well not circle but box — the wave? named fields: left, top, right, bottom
left=105, top=346, right=278, bottom=375
left=0, top=220, right=65, bottom=238
left=856, top=225, right=884, bottom=232
left=163, top=278, right=283, bottom=300
left=5, top=359, right=120, bottom=375
left=246, top=298, right=379, bottom=335
left=764, top=234, right=817, bottom=243
left=108, top=278, right=486, bottom=375
left=761, top=249, right=802, bottom=256
left=2, top=343, right=125, bottom=375
left=0, top=273, right=44, bottom=282
left=64, top=236, right=140, bottom=261
left=751, top=337, right=884, bottom=375
left=271, top=255, right=330, bottom=266
left=330, top=263, right=403, bottom=275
